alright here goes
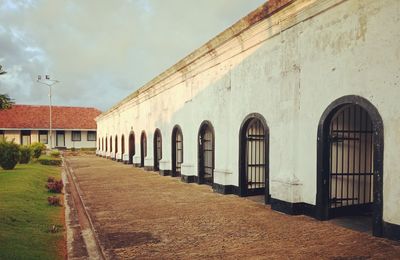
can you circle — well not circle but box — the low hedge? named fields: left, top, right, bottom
left=50, top=150, right=60, bottom=158
left=38, top=155, right=62, bottom=166
left=30, top=142, right=46, bottom=159
left=19, top=146, right=32, bottom=164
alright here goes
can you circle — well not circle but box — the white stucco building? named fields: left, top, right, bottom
left=0, top=105, right=101, bottom=149
left=96, top=0, right=400, bottom=240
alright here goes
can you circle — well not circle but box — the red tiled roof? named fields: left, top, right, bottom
left=0, top=105, right=101, bottom=130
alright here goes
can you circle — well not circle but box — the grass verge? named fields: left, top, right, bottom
left=0, top=162, right=65, bottom=260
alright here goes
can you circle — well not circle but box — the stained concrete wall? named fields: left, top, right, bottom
left=96, top=0, right=400, bottom=227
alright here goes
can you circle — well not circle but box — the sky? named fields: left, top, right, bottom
left=0, top=0, right=266, bottom=111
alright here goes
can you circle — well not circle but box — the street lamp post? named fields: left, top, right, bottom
left=37, top=75, right=59, bottom=149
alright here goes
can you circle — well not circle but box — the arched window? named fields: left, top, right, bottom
left=140, top=131, right=147, bottom=167
left=128, top=132, right=135, bottom=164
left=172, top=125, right=183, bottom=177
left=239, top=114, right=269, bottom=202
left=317, top=95, right=384, bottom=237
left=115, top=135, right=118, bottom=154
left=121, top=134, right=125, bottom=161
left=153, top=129, right=162, bottom=171
left=198, top=121, right=214, bottom=186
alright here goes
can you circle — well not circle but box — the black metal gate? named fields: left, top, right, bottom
left=198, top=122, right=214, bottom=186
left=172, top=126, right=183, bottom=177
left=240, top=117, right=267, bottom=197
left=129, top=133, right=135, bottom=164
left=140, top=132, right=147, bottom=167
left=153, top=130, right=162, bottom=171
left=115, top=136, right=118, bottom=154
left=121, top=135, right=125, bottom=161
left=328, top=104, right=374, bottom=217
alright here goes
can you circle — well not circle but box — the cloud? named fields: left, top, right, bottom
left=0, top=0, right=266, bottom=111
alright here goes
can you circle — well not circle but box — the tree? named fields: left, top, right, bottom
left=0, top=94, right=14, bottom=110
left=0, top=65, right=13, bottom=110
left=0, top=65, right=6, bottom=75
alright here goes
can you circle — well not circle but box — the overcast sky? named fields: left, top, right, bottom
left=0, top=0, right=265, bottom=111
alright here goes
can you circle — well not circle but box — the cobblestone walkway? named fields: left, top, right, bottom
left=66, top=155, right=400, bottom=259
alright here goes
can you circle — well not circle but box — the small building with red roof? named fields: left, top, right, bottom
left=0, top=104, right=101, bottom=149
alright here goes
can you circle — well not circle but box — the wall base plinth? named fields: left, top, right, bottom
left=181, top=175, right=197, bottom=183
left=159, top=170, right=171, bottom=176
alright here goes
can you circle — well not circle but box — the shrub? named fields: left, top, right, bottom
left=30, top=142, right=46, bottom=159
left=47, top=176, right=55, bottom=183
left=47, top=196, right=61, bottom=206
left=38, top=156, right=62, bottom=166
left=19, top=146, right=32, bottom=164
left=46, top=180, right=64, bottom=193
left=0, top=139, right=20, bottom=170
left=71, top=147, right=76, bottom=152
left=50, top=150, right=60, bottom=158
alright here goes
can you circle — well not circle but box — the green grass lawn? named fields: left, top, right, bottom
left=0, top=162, right=65, bottom=260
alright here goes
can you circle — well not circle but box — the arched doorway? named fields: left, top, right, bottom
left=128, top=132, right=135, bottom=164
left=153, top=129, right=162, bottom=171
left=140, top=131, right=147, bottom=167
left=115, top=135, right=118, bottom=156
left=198, top=121, right=214, bottom=186
left=102, top=138, right=104, bottom=151
left=317, top=95, right=384, bottom=237
left=110, top=136, right=113, bottom=154
left=239, top=114, right=269, bottom=202
left=121, top=134, right=125, bottom=161
left=105, top=137, right=108, bottom=152
left=171, top=125, right=183, bottom=177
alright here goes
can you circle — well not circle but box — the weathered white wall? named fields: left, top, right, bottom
left=97, top=0, right=400, bottom=226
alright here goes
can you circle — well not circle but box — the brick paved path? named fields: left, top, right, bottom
left=66, top=155, right=400, bottom=259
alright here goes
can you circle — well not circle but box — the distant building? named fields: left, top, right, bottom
left=0, top=105, right=101, bottom=149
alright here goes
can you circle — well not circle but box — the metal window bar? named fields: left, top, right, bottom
left=200, top=126, right=213, bottom=185
left=329, top=105, right=374, bottom=211
left=175, top=131, right=183, bottom=176
left=245, top=119, right=265, bottom=191
left=115, top=136, right=118, bottom=154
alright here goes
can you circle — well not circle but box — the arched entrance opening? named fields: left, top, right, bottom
left=115, top=135, right=118, bottom=155
left=171, top=125, right=183, bottom=177
left=198, top=121, right=214, bottom=186
left=140, top=131, right=147, bottom=167
left=317, top=95, right=384, bottom=237
left=128, top=132, right=135, bottom=164
left=121, top=134, right=125, bottom=161
left=239, top=113, right=269, bottom=202
left=153, top=129, right=162, bottom=171
left=110, top=136, right=113, bottom=154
